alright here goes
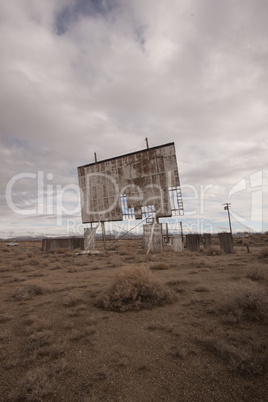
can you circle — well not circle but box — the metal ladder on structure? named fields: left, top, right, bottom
left=176, top=186, right=184, bottom=215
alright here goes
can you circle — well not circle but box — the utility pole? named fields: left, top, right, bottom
left=145, top=137, right=149, bottom=149
left=222, top=203, right=233, bottom=240
left=180, top=221, right=183, bottom=243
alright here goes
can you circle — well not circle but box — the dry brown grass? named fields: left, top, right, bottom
left=48, top=248, right=71, bottom=255
left=27, top=272, right=46, bottom=278
left=221, top=279, right=268, bottom=322
left=107, top=254, right=124, bottom=268
left=68, top=327, right=95, bottom=341
left=194, top=284, right=210, bottom=292
left=8, top=366, right=58, bottom=401
left=28, top=329, right=53, bottom=349
left=188, top=269, right=198, bottom=274
left=199, top=337, right=268, bottom=375
left=49, top=262, right=62, bottom=270
left=201, top=246, right=223, bottom=256
left=246, top=264, right=266, bottom=281
left=0, top=313, right=13, bottom=323
left=8, top=276, right=26, bottom=283
left=27, top=258, right=40, bottom=266
left=75, top=258, right=89, bottom=266
left=12, top=281, right=51, bottom=300
left=40, top=259, right=49, bottom=268
left=67, top=267, right=78, bottom=273
left=1, top=238, right=268, bottom=401
left=96, top=265, right=176, bottom=311
left=117, top=245, right=132, bottom=256
left=150, top=262, right=170, bottom=270
left=258, top=246, right=268, bottom=260
left=63, top=291, right=84, bottom=307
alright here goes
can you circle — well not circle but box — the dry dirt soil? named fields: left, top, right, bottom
left=0, top=237, right=268, bottom=401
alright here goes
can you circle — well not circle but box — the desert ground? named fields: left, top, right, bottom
left=0, top=235, right=267, bottom=402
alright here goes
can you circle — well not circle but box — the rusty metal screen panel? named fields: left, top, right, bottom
left=77, top=142, right=183, bottom=223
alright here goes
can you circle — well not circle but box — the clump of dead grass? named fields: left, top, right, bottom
left=63, top=291, right=83, bottom=307
left=40, top=260, right=49, bottom=268
left=49, top=248, right=70, bottom=254
left=0, top=314, right=13, bottom=323
left=0, top=267, right=9, bottom=272
left=258, top=246, right=268, bottom=260
left=75, top=258, right=89, bottom=266
left=8, top=276, right=26, bottom=283
left=221, top=279, right=268, bottom=322
left=67, top=267, right=78, bottom=273
left=28, top=271, right=46, bottom=278
left=12, top=281, right=51, bottom=300
left=50, top=262, right=62, bottom=270
left=28, top=330, right=53, bottom=349
left=108, top=255, right=124, bottom=268
left=188, top=269, right=198, bottom=274
left=68, top=328, right=95, bottom=342
left=150, top=262, right=170, bottom=270
left=27, top=258, right=40, bottom=266
left=201, top=246, right=223, bottom=256
left=117, top=246, right=131, bottom=256
left=8, top=366, right=58, bottom=401
left=246, top=264, right=266, bottom=281
left=96, top=265, right=176, bottom=311
left=199, top=337, right=268, bottom=375
left=194, top=284, right=210, bottom=292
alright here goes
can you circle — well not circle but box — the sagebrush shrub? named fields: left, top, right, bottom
left=150, top=262, right=169, bottom=270
left=29, top=330, right=53, bottom=348
left=222, top=279, right=268, bottom=321
left=63, top=292, right=83, bottom=307
left=96, top=265, right=175, bottom=311
left=117, top=246, right=131, bottom=256
left=9, top=367, right=57, bottom=401
left=194, top=284, right=210, bottom=292
left=246, top=264, right=266, bottom=281
left=200, top=337, right=268, bottom=375
left=202, top=246, right=223, bottom=256
left=27, top=258, right=40, bottom=266
left=258, top=247, right=268, bottom=260
left=12, top=281, right=50, bottom=300
left=50, top=263, right=62, bottom=270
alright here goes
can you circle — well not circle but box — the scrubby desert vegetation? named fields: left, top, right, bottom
left=0, top=236, right=267, bottom=401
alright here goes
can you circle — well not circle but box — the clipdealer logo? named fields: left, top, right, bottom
left=5, top=172, right=80, bottom=226
left=5, top=170, right=264, bottom=233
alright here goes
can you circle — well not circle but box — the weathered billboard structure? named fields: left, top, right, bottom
left=77, top=142, right=183, bottom=223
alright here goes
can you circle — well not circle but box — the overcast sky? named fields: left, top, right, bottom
left=0, top=0, right=267, bottom=238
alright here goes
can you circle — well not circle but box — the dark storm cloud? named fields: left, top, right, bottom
left=55, top=0, right=118, bottom=35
